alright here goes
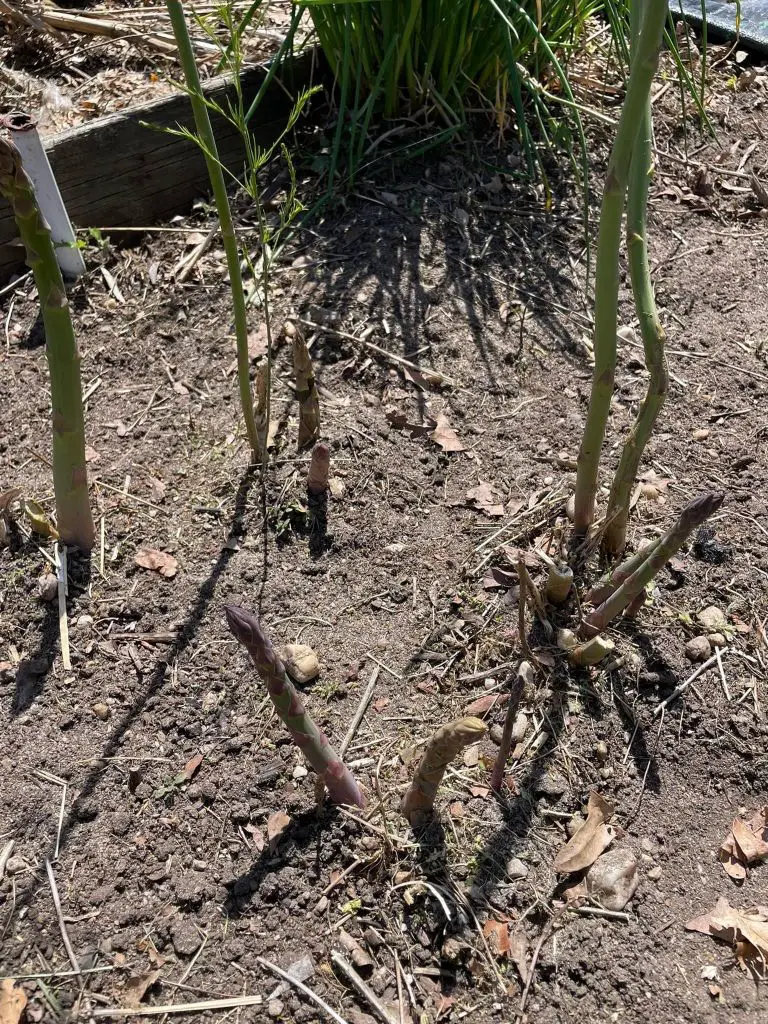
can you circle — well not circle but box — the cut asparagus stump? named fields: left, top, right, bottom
left=225, top=604, right=365, bottom=807
left=0, top=137, right=94, bottom=551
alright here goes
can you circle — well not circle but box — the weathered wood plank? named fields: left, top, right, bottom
left=0, top=51, right=317, bottom=282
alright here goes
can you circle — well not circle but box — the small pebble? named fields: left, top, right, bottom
left=506, top=858, right=529, bottom=880
left=692, top=428, right=710, bottom=440
left=314, top=895, right=328, bottom=915
left=280, top=644, right=320, bottom=684
left=267, top=1000, right=284, bottom=1019
left=708, top=633, right=726, bottom=648
left=92, top=702, right=111, bottom=721
left=594, top=740, right=609, bottom=763
left=647, top=865, right=663, bottom=881
left=685, top=635, right=711, bottom=663
left=37, top=574, right=58, bottom=602
left=76, top=614, right=94, bottom=632
left=490, top=724, right=504, bottom=745
left=292, top=765, right=308, bottom=780
left=697, top=606, right=726, bottom=632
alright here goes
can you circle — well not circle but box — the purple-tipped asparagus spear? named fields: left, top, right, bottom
left=225, top=604, right=365, bottom=808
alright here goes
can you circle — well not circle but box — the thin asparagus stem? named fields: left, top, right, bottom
left=573, top=0, right=668, bottom=535
left=166, top=0, right=260, bottom=459
left=603, top=2, right=669, bottom=558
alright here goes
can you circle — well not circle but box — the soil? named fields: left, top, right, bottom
left=2, top=41, right=768, bottom=1024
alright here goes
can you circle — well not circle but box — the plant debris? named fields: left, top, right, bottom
left=686, top=898, right=768, bottom=976
left=553, top=792, right=616, bottom=874
left=134, top=548, right=179, bottom=578
left=719, top=807, right=768, bottom=881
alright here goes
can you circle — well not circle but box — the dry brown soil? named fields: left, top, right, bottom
left=1, top=50, right=768, bottom=1024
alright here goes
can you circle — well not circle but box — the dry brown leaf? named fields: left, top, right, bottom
left=244, top=823, right=265, bottom=853
left=267, top=810, right=291, bottom=850
left=386, top=409, right=431, bottom=438
left=134, top=548, right=178, bottom=578
left=463, top=692, right=510, bottom=717
left=247, top=325, right=268, bottom=361
left=687, top=897, right=768, bottom=970
left=149, top=476, right=166, bottom=502
left=0, top=980, right=27, bottom=1024
left=719, top=807, right=768, bottom=880
left=470, top=785, right=490, bottom=798
left=0, top=488, right=22, bottom=514
left=122, top=970, right=161, bottom=1008
left=181, top=753, right=203, bottom=782
left=553, top=792, right=615, bottom=874
left=430, top=413, right=465, bottom=452
left=483, top=919, right=511, bottom=957
left=466, top=481, right=504, bottom=517
left=449, top=801, right=466, bottom=819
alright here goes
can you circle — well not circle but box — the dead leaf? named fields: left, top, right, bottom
left=247, top=325, right=268, bottom=361
left=339, top=929, right=373, bottom=973
left=466, top=481, right=504, bottom=517
left=23, top=499, right=59, bottom=539
left=181, top=753, right=203, bottom=782
left=134, top=548, right=178, bottom=578
left=483, top=919, right=511, bottom=957
left=463, top=744, right=480, bottom=768
left=449, top=801, right=466, bottom=819
left=373, top=697, right=389, bottom=712
left=719, top=807, right=768, bottom=880
left=463, top=692, right=510, bottom=717
left=267, top=810, right=291, bottom=850
left=686, top=897, right=768, bottom=972
left=553, top=791, right=616, bottom=874
left=0, top=488, right=22, bottom=514
left=430, top=413, right=465, bottom=452
left=470, top=785, right=490, bottom=798
left=122, top=971, right=161, bottom=1008
left=244, top=823, right=265, bottom=853
left=148, top=476, right=166, bottom=502
left=385, top=409, right=431, bottom=439
left=0, top=980, right=27, bottom=1024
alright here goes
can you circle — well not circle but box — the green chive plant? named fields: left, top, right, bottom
left=0, top=137, right=95, bottom=551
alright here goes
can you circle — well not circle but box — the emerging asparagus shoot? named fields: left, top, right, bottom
left=401, top=717, right=486, bottom=825
left=225, top=604, right=365, bottom=807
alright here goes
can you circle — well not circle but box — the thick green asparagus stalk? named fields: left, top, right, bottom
left=166, top=0, right=260, bottom=459
left=0, top=138, right=94, bottom=551
left=225, top=604, right=365, bottom=807
left=401, top=717, right=486, bottom=824
left=572, top=0, right=668, bottom=536
left=603, top=6, right=670, bottom=558
left=580, top=492, right=724, bottom=638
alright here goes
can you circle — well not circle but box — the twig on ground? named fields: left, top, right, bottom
left=516, top=922, right=554, bottom=1021
left=568, top=905, right=631, bottom=922
left=174, top=223, right=218, bottom=282
left=34, top=769, right=67, bottom=861
left=45, top=860, right=80, bottom=976
left=714, top=646, right=730, bottom=700
left=92, top=995, right=269, bottom=1018
left=653, top=652, right=722, bottom=716
left=258, top=956, right=350, bottom=1024
left=339, top=667, right=381, bottom=758
left=331, top=951, right=396, bottom=1024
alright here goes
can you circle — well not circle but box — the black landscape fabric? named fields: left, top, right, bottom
left=675, top=0, right=768, bottom=54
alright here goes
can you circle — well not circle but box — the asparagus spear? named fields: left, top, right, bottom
left=0, top=137, right=94, bottom=551
left=225, top=604, right=364, bottom=807
left=401, top=717, right=486, bottom=824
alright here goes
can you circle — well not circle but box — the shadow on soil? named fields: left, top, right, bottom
left=290, top=139, right=589, bottom=408
left=10, top=468, right=257, bottom=906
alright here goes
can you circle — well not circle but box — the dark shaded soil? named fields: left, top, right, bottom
left=1, top=52, right=768, bottom=1024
